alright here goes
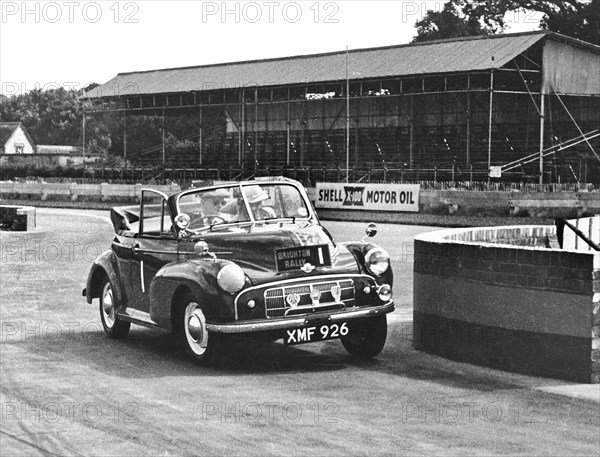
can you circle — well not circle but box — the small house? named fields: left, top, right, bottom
left=0, top=122, right=36, bottom=155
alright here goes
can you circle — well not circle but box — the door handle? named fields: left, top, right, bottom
left=132, top=243, right=140, bottom=255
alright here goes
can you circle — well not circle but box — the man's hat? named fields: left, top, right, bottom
left=244, top=185, right=269, bottom=204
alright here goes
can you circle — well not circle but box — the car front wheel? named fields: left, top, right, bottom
left=99, top=280, right=130, bottom=339
left=340, top=315, right=387, bottom=360
left=180, top=295, right=224, bottom=365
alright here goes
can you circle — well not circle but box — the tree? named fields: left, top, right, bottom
left=412, top=2, right=493, bottom=42
left=455, top=0, right=600, bottom=44
left=538, top=0, right=600, bottom=44
left=413, top=1, right=600, bottom=45
left=0, top=87, right=116, bottom=159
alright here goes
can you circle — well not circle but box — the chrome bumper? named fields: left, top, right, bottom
left=206, top=301, right=394, bottom=334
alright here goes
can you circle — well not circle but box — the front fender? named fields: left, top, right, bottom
left=341, top=242, right=393, bottom=287
left=149, top=259, right=238, bottom=331
left=85, top=249, right=127, bottom=307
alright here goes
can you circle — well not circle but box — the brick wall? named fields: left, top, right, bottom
left=414, top=225, right=599, bottom=383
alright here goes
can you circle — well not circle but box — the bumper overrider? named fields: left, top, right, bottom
left=206, top=301, right=394, bottom=333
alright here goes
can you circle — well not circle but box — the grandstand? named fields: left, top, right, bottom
left=85, top=31, right=600, bottom=183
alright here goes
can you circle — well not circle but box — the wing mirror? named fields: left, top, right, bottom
left=362, top=223, right=378, bottom=242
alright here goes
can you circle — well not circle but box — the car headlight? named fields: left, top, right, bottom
left=365, top=247, right=390, bottom=276
left=217, top=263, right=245, bottom=294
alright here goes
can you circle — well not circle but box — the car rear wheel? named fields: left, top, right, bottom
left=180, top=294, right=224, bottom=365
left=99, top=280, right=130, bottom=339
left=340, top=315, right=387, bottom=360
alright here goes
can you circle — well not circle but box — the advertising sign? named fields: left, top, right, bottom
left=489, top=166, right=502, bottom=178
left=315, top=183, right=420, bottom=212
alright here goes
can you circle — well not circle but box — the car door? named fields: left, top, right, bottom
left=128, top=190, right=178, bottom=319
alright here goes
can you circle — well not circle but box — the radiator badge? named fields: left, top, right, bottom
left=286, top=293, right=300, bottom=307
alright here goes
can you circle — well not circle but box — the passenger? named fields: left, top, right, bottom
left=234, top=185, right=275, bottom=221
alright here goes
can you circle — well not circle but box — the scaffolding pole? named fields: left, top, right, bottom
left=539, top=93, right=545, bottom=184
left=487, top=70, right=494, bottom=183
left=345, top=45, right=350, bottom=183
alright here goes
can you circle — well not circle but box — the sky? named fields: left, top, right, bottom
left=0, top=0, right=544, bottom=95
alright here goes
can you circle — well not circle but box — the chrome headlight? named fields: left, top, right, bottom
left=217, top=263, right=245, bottom=294
left=365, top=247, right=390, bottom=276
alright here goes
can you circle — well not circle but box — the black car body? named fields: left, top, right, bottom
left=84, top=178, right=394, bottom=363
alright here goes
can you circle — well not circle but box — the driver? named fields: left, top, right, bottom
left=195, top=188, right=230, bottom=225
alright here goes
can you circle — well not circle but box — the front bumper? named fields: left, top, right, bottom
left=206, top=301, right=394, bottom=333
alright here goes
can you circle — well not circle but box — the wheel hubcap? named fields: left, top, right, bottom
left=184, top=303, right=208, bottom=356
left=102, top=283, right=115, bottom=329
left=188, top=315, right=203, bottom=342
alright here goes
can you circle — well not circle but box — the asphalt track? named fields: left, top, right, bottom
left=0, top=208, right=598, bottom=456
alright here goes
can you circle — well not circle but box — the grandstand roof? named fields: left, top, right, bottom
left=86, top=31, right=600, bottom=99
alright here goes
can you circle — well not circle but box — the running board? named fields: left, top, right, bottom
left=117, top=310, right=162, bottom=329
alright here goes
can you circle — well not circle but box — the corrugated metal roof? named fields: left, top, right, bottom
left=86, top=31, right=556, bottom=99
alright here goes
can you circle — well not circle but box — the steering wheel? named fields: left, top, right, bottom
left=188, top=215, right=227, bottom=231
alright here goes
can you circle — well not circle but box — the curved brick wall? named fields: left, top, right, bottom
left=414, top=225, right=599, bottom=383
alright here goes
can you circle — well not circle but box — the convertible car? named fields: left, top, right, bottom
left=83, top=177, right=394, bottom=364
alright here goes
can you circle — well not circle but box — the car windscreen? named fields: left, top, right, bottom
left=177, top=183, right=310, bottom=231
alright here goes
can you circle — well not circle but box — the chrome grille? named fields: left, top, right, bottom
left=264, top=279, right=355, bottom=318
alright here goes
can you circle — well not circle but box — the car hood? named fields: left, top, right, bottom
left=187, top=222, right=359, bottom=285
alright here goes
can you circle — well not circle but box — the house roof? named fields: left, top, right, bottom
left=84, top=31, right=600, bottom=99
left=0, top=122, right=36, bottom=148
left=0, top=122, right=21, bottom=143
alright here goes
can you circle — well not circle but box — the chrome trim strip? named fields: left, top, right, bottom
left=137, top=248, right=179, bottom=255
left=207, top=301, right=394, bottom=334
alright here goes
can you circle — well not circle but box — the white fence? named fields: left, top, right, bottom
left=0, top=182, right=181, bottom=201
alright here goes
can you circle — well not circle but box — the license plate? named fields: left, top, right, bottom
left=275, top=244, right=331, bottom=272
left=284, top=322, right=349, bottom=345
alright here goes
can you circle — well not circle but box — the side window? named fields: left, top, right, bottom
left=140, top=190, right=173, bottom=237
